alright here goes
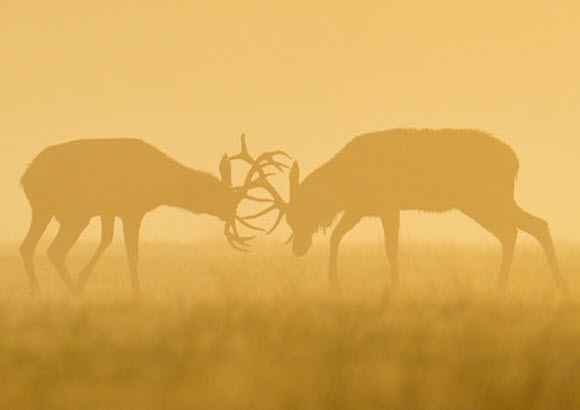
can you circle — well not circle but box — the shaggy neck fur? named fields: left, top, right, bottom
left=299, top=160, right=345, bottom=230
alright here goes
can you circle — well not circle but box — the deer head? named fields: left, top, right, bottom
left=283, top=162, right=317, bottom=256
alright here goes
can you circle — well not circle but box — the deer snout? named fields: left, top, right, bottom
left=292, top=234, right=312, bottom=257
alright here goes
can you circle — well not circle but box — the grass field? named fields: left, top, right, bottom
left=1, top=240, right=579, bottom=409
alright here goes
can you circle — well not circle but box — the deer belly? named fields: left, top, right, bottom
left=382, top=180, right=460, bottom=213
left=49, top=177, right=159, bottom=218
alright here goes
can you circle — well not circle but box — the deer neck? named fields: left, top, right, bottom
left=163, top=166, right=232, bottom=219
left=303, top=164, right=345, bottom=227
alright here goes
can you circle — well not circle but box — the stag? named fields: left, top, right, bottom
left=20, top=135, right=288, bottom=295
left=283, top=128, right=568, bottom=292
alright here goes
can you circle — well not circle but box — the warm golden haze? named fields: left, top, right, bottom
left=1, top=1, right=579, bottom=243
left=1, top=1, right=579, bottom=409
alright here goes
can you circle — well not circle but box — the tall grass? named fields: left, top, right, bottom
left=0, top=241, right=578, bottom=409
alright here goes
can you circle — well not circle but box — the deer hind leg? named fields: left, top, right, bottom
left=76, top=216, right=115, bottom=294
left=329, top=212, right=361, bottom=290
left=20, top=208, right=53, bottom=295
left=381, top=211, right=400, bottom=289
left=47, top=217, right=90, bottom=294
left=461, top=206, right=517, bottom=291
left=514, top=206, right=568, bottom=292
left=122, top=215, right=143, bottom=296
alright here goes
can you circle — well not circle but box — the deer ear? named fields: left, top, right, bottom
left=289, top=161, right=300, bottom=200
left=219, top=154, right=232, bottom=186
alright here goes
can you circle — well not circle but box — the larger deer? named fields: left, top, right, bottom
left=20, top=135, right=287, bottom=295
left=282, top=128, right=568, bottom=292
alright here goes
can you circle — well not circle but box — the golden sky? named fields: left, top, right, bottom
left=1, top=1, right=579, bottom=245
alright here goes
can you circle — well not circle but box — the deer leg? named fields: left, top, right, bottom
left=76, top=216, right=114, bottom=294
left=462, top=208, right=517, bottom=292
left=329, top=212, right=361, bottom=289
left=122, top=215, right=143, bottom=296
left=514, top=206, right=568, bottom=292
left=495, top=227, right=517, bottom=291
left=47, top=217, right=89, bottom=294
left=381, top=211, right=400, bottom=289
left=20, top=208, right=53, bottom=295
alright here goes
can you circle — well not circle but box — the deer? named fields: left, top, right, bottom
left=20, top=135, right=288, bottom=296
left=281, top=128, right=568, bottom=293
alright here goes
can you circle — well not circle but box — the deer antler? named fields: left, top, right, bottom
left=224, top=220, right=255, bottom=252
left=237, top=173, right=287, bottom=234
left=231, top=134, right=292, bottom=183
left=229, top=134, right=292, bottom=234
left=223, top=134, right=291, bottom=250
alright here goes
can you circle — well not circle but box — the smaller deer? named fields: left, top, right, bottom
left=20, top=135, right=288, bottom=295
left=280, top=129, right=568, bottom=293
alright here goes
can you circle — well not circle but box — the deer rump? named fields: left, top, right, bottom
left=21, top=138, right=201, bottom=218
left=330, top=129, right=520, bottom=213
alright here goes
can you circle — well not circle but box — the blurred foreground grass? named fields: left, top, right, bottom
left=1, top=240, right=579, bottom=409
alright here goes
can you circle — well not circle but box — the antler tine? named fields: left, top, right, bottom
left=253, top=151, right=292, bottom=165
left=228, top=135, right=292, bottom=191
left=243, top=174, right=286, bottom=207
left=227, top=134, right=289, bottom=235
left=240, top=203, right=279, bottom=221
left=262, top=178, right=286, bottom=205
left=265, top=209, right=286, bottom=235
left=239, top=182, right=286, bottom=227
left=260, top=150, right=292, bottom=160
left=229, top=134, right=254, bottom=164
left=224, top=227, right=248, bottom=252
left=244, top=151, right=292, bottom=181
left=230, top=219, right=256, bottom=242
left=240, top=133, right=251, bottom=158
left=258, top=159, right=290, bottom=173
left=237, top=171, right=287, bottom=234
left=224, top=220, right=256, bottom=252
left=226, top=236, right=249, bottom=252
left=238, top=195, right=286, bottom=235
left=236, top=217, right=266, bottom=232
left=244, top=194, right=275, bottom=203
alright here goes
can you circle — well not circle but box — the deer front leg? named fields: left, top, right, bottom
left=328, top=212, right=361, bottom=290
left=76, top=215, right=114, bottom=294
left=381, top=211, right=400, bottom=289
left=20, top=209, right=52, bottom=296
left=47, top=217, right=90, bottom=294
left=122, top=214, right=143, bottom=296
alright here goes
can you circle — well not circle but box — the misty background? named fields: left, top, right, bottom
left=1, top=1, right=578, bottom=247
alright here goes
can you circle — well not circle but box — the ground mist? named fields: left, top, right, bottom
left=1, top=241, right=578, bottom=409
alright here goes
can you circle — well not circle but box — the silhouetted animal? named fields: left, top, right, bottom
left=20, top=135, right=287, bottom=295
left=284, top=128, right=567, bottom=292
